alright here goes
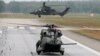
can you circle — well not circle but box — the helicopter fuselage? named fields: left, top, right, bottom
left=36, top=28, right=64, bottom=54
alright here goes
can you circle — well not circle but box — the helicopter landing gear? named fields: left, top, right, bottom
left=60, top=51, right=64, bottom=55
left=38, top=14, right=41, bottom=18
left=37, top=51, right=41, bottom=55
left=36, top=40, right=42, bottom=55
left=60, top=48, right=64, bottom=55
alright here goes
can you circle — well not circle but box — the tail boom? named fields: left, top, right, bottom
left=59, top=7, right=70, bottom=17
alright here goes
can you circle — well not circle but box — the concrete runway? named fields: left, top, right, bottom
left=0, top=26, right=100, bottom=56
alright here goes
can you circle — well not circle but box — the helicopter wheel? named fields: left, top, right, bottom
left=38, top=14, right=41, bottom=18
left=36, top=40, right=41, bottom=49
left=36, top=40, right=42, bottom=55
left=60, top=51, right=64, bottom=55
left=37, top=51, right=41, bottom=55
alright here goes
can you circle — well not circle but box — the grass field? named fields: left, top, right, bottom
left=0, top=13, right=39, bottom=19
left=74, top=30, right=100, bottom=41
left=41, top=15, right=100, bottom=28
left=0, top=13, right=100, bottom=40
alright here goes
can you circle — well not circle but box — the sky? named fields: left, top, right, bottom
left=3, top=0, right=89, bottom=3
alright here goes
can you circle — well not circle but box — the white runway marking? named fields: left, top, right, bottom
left=18, top=27, right=25, bottom=29
left=0, top=30, right=2, bottom=38
left=29, top=27, right=36, bottom=29
left=8, top=26, right=14, bottom=29
left=0, top=30, right=2, bottom=34
left=62, top=35, right=100, bottom=56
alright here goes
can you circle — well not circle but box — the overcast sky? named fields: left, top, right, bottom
left=3, top=0, right=89, bottom=3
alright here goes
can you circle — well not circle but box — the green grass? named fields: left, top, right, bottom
left=41, top=15, right=100, bottom=27
left=0, top=13, right=39, bottom=19
left=73, top=30, right=100, bottom=41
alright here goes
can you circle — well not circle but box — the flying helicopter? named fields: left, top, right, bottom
left=30, top=2, right=70, bottom=17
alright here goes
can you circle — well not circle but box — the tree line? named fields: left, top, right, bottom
left=0, top=0, right=5, bottom=12
left=0, top=1, right=100, bottom=13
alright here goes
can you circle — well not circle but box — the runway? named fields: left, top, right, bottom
left=0, top=26, right=100, bottom=56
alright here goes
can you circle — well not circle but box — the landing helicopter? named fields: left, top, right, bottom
left=35, top=24, right=77, bottom=55
left=30, top=2, right=70, bottom=17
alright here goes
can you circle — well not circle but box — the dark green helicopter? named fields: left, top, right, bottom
left=30, top=2, right=70, bottom=17
left=36, top=24, right=76, bottom=55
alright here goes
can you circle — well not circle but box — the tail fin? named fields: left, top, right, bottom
left=59, top=7, right=70, bottom=17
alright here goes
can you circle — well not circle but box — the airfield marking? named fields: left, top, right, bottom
left=29, top=27, right=36, bottom=29
left=0, top=30, right=2, bottom=34
left=18, top=26, right=25, bottom=29
left=18, top=29, right=34, bottom=56
left=7, top=26, right=15, bottom=29
left=62, top=35, right=100, bottom=56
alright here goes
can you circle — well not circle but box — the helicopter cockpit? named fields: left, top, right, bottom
left=40, top=25, right=62, bottom=40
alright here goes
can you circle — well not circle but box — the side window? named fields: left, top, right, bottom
left=43, top=32, right=47, bottom=36
left=41, top=29, right=47, bottom=37
left=57, top=30, right=62, bottom=37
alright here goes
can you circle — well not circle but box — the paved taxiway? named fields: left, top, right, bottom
left=0, top=26, right=99, bottom=56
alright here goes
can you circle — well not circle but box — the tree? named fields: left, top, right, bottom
left=0, top=0, right=5, bottom=12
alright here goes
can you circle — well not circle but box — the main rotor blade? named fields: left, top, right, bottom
left=7, top=23, right=61, bottom=28
left=62, top=43, right=77, bottom=45
left=7, top=23, right=43, bottom=27
left=6, top=23, right=100, bottom=30
left=48, top=5, right=67, bottom=6
left=56, top=27, right=100, bottom=30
